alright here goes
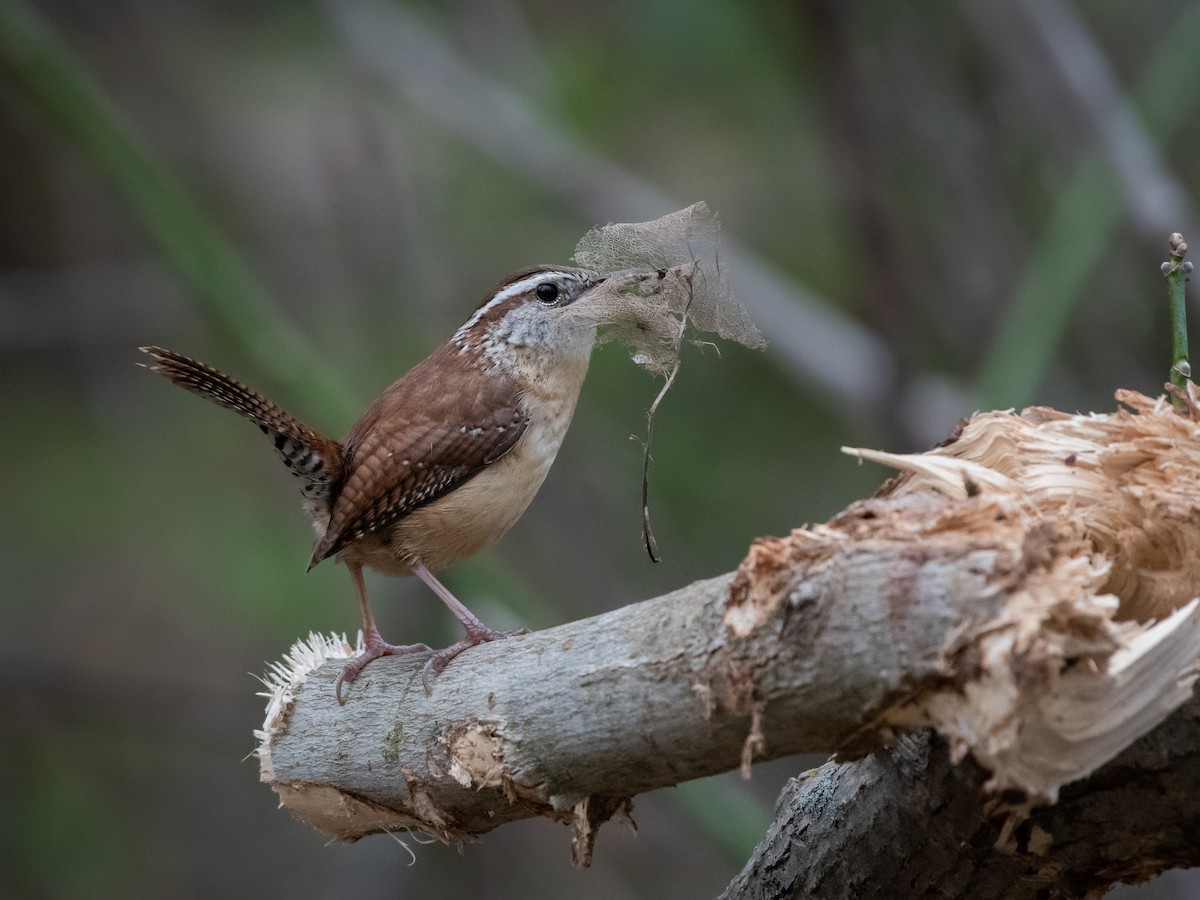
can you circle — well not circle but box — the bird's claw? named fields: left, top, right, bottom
left=336, top=639, right=430, bottom=705
left=420, top=627, right=529, bottom=695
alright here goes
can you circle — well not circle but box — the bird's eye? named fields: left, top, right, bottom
left=535, top=282, right=559, bottom=304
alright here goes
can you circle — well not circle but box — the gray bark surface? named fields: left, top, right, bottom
left=722, top=693, right=1200, bottom=899
left=263, top=504, right=1009, bottom=857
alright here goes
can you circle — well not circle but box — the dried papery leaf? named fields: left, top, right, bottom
left=568, top=203, right=765, bottom=558
left=568, top=202, right=765, bottom=375
left=574, top=202, right=720, bottom=271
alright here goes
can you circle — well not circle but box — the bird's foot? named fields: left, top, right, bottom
left=421, top=624, right=529, bottom=695
left=336, top=635, right=431, bottom=705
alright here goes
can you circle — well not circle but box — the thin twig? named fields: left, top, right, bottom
left=640, top=355, right=680, bottom=562
left=1162, top=232, right=1191, bottom=407
left=640, top=267, right=695, bottom=561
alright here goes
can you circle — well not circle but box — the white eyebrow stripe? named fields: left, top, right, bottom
left=453, top=270, right=584, bottom=340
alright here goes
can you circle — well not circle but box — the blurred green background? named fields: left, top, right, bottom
left=3, top=1, right=1199, bottom=897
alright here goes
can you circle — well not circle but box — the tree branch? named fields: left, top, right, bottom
left=258, top=531, right=1004, bottom=865
left=258, top=388, right=1200, bottom=878
left=721, top=692, right=1200, bottom=899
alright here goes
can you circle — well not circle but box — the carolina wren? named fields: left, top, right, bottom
left=143, top=265, right=606, bottom=701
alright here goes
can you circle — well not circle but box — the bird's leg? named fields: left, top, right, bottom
left=413, top=563, right=528, bottom=693
left=336, top=562, right=430, bottom=704
left=414, top=563, right=507, bottom=639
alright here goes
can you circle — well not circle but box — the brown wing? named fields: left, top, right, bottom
left=310, top=348, right=528, bottom=565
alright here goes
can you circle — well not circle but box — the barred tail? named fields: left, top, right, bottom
left=140, top=346, right=342, bottom=507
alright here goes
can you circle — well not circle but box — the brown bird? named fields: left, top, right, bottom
left=143, top=266, right=605, bottom=701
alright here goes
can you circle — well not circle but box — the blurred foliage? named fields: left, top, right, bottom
left=1, top=1, right=1198, bottom=898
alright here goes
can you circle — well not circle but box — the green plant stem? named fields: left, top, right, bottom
left=0, top=0, right=355, bottom=416
left=1165, top=233, right=1191, bottom=402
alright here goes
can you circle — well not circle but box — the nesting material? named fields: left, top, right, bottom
left=568, top=202, right=765, bottom=375
left=570, top=203, right=765, bottom=557
left=845, top=387, right=1200, bottom=802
